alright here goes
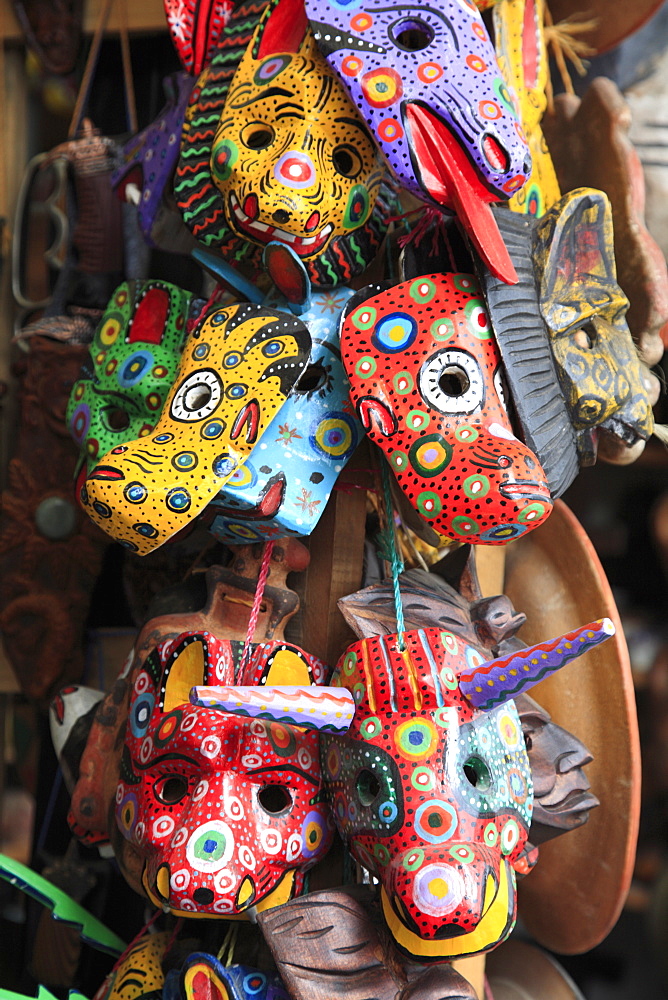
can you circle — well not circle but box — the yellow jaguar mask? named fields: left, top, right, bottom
left=82, top=303, right=311, bottom=553
left=209, top=0, right=385, bottom=259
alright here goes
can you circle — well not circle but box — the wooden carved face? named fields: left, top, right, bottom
left=305, top=0, right=532, bottom=280
left=67, top=281, right=193, bottom=474
left=80, top=303, right=311, bottom=553
left=342, top=272, right=552, bottom=543
left=323, top=627, right=533, bottom=961
left=209, top=0, right=385, bottom=260
left=117, top=631, right=332, bottom=918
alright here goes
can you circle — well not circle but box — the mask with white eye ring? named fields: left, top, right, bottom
left=418, top=348, right=485, bottom=415
left=170, top=369, right=223, bottom=422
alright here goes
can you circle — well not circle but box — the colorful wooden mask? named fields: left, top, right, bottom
left=164, top=0, right=235, bottom=75
left=175, top=0, right=395, bottom=289
left=117, top=630, right=332, bottom=917
left=80, top=303, right=312, bottom=553
left=324, top=618, right=614, bottom=960
left=207, top=287, right=363, bottom=543
left=304, top=0, right=531, bottom=283
left=342, top=272, right=553, bottom=544
left=112, top=73, right=197, bottom=251
left=492, top=0, right=561, bottom=219
left=179, top=956, right=290, bottom=1000
left=67, top=281, right=195, bottom=475
left=532, top=188, right=655, bottom=464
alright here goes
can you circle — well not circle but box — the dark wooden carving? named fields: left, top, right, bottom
left=542, top=77, right=668, bottom=368
left=258, top=887, right=477, bottom=1000
left=0, top=338, right=109, bottom=703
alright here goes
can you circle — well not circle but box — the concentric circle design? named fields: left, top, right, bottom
left=416, top=490, right=442, bottom=517
left=268, top=722, right=297, bottom=758
left=394, top=718, right=439, bottom=761
left=451, top=514, right=481, bottom=536
left=311, top=412, right=356, bottom=459
left=484, top=822, right=498, bottom=847
left=378, top=799, right=398, bottom=824
left=403, top=847, right=425, bottom=872
left=463, top=473, right=490, bottom=499
left=378, top=117, right=403, bottom=141
left=501, top=819, right=520, bottom=855
left=130, top=692, right=155, bottom=737
left=431, top=316, right=455, bottom=341
left=302, top=810, right=326, bottom=857
left=351, top=306, right=377, bottom=330
left=409, top=277, right=436, bottom=303
left=355, top=355, right=377, bottom=378
left=449, top=844, right=475, bottom=864
left=124, top=482, right=148, bottom=504
left=211, top=137, right=239, bottom=182
left=166, top=487, right=191, bottom=513
left=417, top=62, right=443, bottom=83
left=361, top=67, right=403, bottom=107
left=360, top=716, right=382, bottom=740
left=409, top=434, right=452, bottom=477
left=118, top=350, right=154, bottom=387
left=371, top=312, right=417, bottom=353
left=393, top=371, right=414, bottom=394
left=154, top=709, right=182, bottom=747
left=186, top=820, right=234, bottom=873
left=415, top=800, right=458, bottom=844
left=465, top=299, right=492, bottom=338
left=254, top=54, right=292, bottom=83
left=274, top=151, right=316, bottom=189
left=412, top=767, right=436, bottom=792
left=414, top=863, right=465, bottom=916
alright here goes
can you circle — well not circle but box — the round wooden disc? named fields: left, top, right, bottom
left=548, top=0, right=665, bottom=55
left=504, top=500, right=640, bottom=954
left=486, top=939, right=585, bottom=999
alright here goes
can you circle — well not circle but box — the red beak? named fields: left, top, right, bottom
left=405, top=103, right=519, bottom=286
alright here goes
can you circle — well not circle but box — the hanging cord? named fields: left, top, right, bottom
left=104, top=907, right=162, bottom=979
left=240, top=541, right=275, bottom=668
left=543, top=2, right=597, bottom=108
left=216, top=922, right=239, bottom=965
left=69, top=0, right=137, bottom=138
left=162, top=916, right=184, bottom=959
left=380, top=457, right=405, bottom=651
left=187, top=284, right=222, bottom=335
left=118, top=0, right=137, bottom=133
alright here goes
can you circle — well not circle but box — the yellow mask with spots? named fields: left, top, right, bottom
left=209, top=0, right=385, bottom=260
left=493, top=0, right=561, bottom=217
left=82, top=303, right=311, bottom=553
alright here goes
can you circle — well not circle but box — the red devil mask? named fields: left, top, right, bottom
left=116, top=631, right=333, bottom=917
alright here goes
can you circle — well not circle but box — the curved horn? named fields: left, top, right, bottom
left=459, top=618, right=615, bottom=710
left=190, top=684, right=355, bottom=732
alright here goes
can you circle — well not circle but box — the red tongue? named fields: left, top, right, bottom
left=405, top=103, right=518, bottom=285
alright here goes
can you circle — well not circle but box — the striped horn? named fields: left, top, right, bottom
left=459, top=618, right=615, bottom=710
left=190, top=685, right=356, bottom=732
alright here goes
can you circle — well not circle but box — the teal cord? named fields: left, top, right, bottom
left=380, top=456, right=405, bottom=650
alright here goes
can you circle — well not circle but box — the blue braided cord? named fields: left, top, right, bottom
left=381, top=457, right=405, bottom=650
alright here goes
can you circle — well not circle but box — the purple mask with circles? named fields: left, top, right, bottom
left=304, top=0, right=532, bottom=283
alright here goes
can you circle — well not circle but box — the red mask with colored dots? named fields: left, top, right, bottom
left=341, top=272, right=553, bottom=544
left=323, top=626, right=534, bottom=962
left=116, top=631, right=333, bottom=918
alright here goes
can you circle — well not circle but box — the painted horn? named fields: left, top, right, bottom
left=459, top=618, right=615, bottom=710
left=190, top=684, right=356, bottom=732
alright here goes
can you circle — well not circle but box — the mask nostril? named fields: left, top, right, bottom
left=272, top=208, right=291, bottom=225
left=193, top=887, right=215, bottom=905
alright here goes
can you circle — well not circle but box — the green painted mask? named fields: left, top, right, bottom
left=67, top=281, right=195, bottom=473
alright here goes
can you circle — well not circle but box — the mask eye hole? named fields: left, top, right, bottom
left=356, top=767, right=381, bottom=806
left=389, top=16, right=435, bottom=51
left=105, top=407, right=131, bottom=431
left=463, top=755, right=491, bottom=792
left=241, top=124, right=275, bottom=150
left=438, top=365, right=470, bottom=397
left=332, top=144, right=363, bottom=178
left=170, top=369, right=223, bottom=422
left=295, top=362, right=326, bottom=394
left=258, top=784, right=292, bottom=814
left=418, top=349, right=484, bottom=415
left=156, top=775, right=189, bottom=804
left=574, top=323, right=597, bottom=350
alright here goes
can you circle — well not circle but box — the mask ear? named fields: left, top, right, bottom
left=533, top=188, right=629, bottom=335
left=190, top=684, right=355, bottom=731
left=459, top=617, right=615, bottom=710
left=162, top=635, right=207, bottom=712
left=255, top=0, right=309, bottom=59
